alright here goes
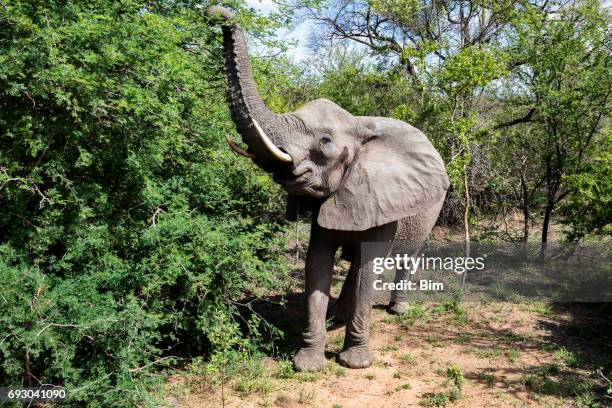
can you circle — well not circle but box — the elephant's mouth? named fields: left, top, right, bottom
left=273, top=168, right=324, bottom=196
left=273, top=172, right=313, bottom=190
left=268, top=160, right=330, bottom=197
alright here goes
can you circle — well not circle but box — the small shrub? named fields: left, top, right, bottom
left=276, top=358, right=295, bottom=379
left=297, top=373, right=319, bottom=383
left=382, top=344, right=400, bottom=353
left=298, top=388, right=316, bottom=403
left=433, top=301, right=465, bottom=320
left=327, top=363, right=347, bottom=377
left=387, top=303, right=429, bottom=326
left=477, top=371, right=495, bottom=385
left=522, top=301, right=553, bottom=315
left=455, top=333, right=472, bottom=344
left=426, top=335, right=444, bottom=347
left=506, top=348, right=521, bottom=363
left=446, top=364, right=464, bottom=390
left=330, top=334, right=345, bottom=350
left=420, top=389, right=461, bottom=407
left=400, top=353, right=417, bottom=363
left=553, top=346, right=579, bottom=368
left=470, top=347, right=503, bottom=359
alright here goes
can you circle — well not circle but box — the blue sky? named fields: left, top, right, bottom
left=246, top=0, right=312, bottom=60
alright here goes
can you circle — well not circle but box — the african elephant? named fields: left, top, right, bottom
left=207, top=6, right=449, bottom=372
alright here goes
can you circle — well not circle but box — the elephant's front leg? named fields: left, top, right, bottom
left=337, top=252, right=374, bottom=369
left=293, top=239, right=337, bottom=372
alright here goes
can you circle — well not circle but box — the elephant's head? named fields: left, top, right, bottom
left=207, top=6, right=449, bottom=231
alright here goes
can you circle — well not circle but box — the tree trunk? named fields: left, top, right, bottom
left=541, top=157, right=559, bottom=243
left=523, top=202, right=530, bottom=242
left=462, top=168, right=471, bottom=289
left=463, top=170, right=471, bottom=244
left=539, top=196, right=553, bottom=262
left=541, top=198, right=553, bottom=243
left=520, top=172, right=529, bottom=242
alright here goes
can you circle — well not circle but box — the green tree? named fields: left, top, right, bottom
left=0, top=1, right=290, bottom=405
left=507, top=0, right=611, bottom=242
left=282, top=0, right=611, bottom=242
left=286, top=0, right=522, bottom=240
left=560, top=133, right=612, bottom=240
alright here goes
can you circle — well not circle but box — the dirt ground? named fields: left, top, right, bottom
left=164, top=223, right=611, bottom=408
left=166, top=298, right=610, bottom=408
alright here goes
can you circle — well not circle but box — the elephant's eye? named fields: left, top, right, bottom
left=320, top=136, right=332, bottom=145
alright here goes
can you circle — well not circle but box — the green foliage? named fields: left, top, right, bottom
left=369, top=0, right=420, bottom=27
left=553, top=347, right=579, bottom=368
left=438, top=46, right=509, bottom=96
left=507, top=0, right=611, bottom=240
left=297, top=372, right=319, bottom=382
left=446, top=364, right=464, bottom=390
left=420, top=364, right=463, bottom=406
left=419, top=388, right=461, bottom=407
left=278, top=0, right=610, bottom=236
left=0, top=1, right=289, bottom=406
left=560, top=142, right=612, bottom=240
left=506, top=348, right=521, bottom=363
left=327, top=362, right=347, bottom=377
left=317, top=54, right=417, bottom=117
left=399, top=353, right=417, bottom=364
left=275, top=357, right=295, bottom=379
left=0, top=0, right=610, bottom=405
left=386, top=303, right=429, bottom=326
left=432, top=300, right=465, bottom=319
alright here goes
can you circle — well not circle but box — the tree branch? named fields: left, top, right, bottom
left=492, top=107, right=536, bottom=130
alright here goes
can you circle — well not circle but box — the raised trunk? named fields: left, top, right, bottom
left=208, top=6, right=286, bottom=160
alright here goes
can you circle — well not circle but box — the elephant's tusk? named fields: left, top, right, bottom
left=252, top=119, right=292, bottom=162
left=226, top=136, right=256, bottom=159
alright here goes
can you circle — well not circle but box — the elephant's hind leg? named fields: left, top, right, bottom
left=388, top=197, right=445, bottom=314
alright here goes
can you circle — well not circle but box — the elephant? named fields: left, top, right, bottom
left=207, top=6, right=450, bottom=372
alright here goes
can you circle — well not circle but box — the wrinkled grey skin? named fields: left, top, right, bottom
left=207, top=6, right=449, bottom=372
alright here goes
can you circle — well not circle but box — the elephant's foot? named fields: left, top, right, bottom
left=387, top=301, right=409, bottom=315
left=337, top=346, right=373, bottom=369
left=293, top=348, right=327, bottom=372
left=327, top=299, right=349, bottom=323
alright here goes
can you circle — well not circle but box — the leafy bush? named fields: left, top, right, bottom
left=0, top=1, right=288, bottom=406
left=560, top=144, right=612, bottom=240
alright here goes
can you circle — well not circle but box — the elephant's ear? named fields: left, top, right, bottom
left=317, top=119, right=450, bottom=231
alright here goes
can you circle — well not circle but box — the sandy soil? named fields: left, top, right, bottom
left=164, top=223, right=610, bottom=408
left=165, top=297, right=610, bottom=408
